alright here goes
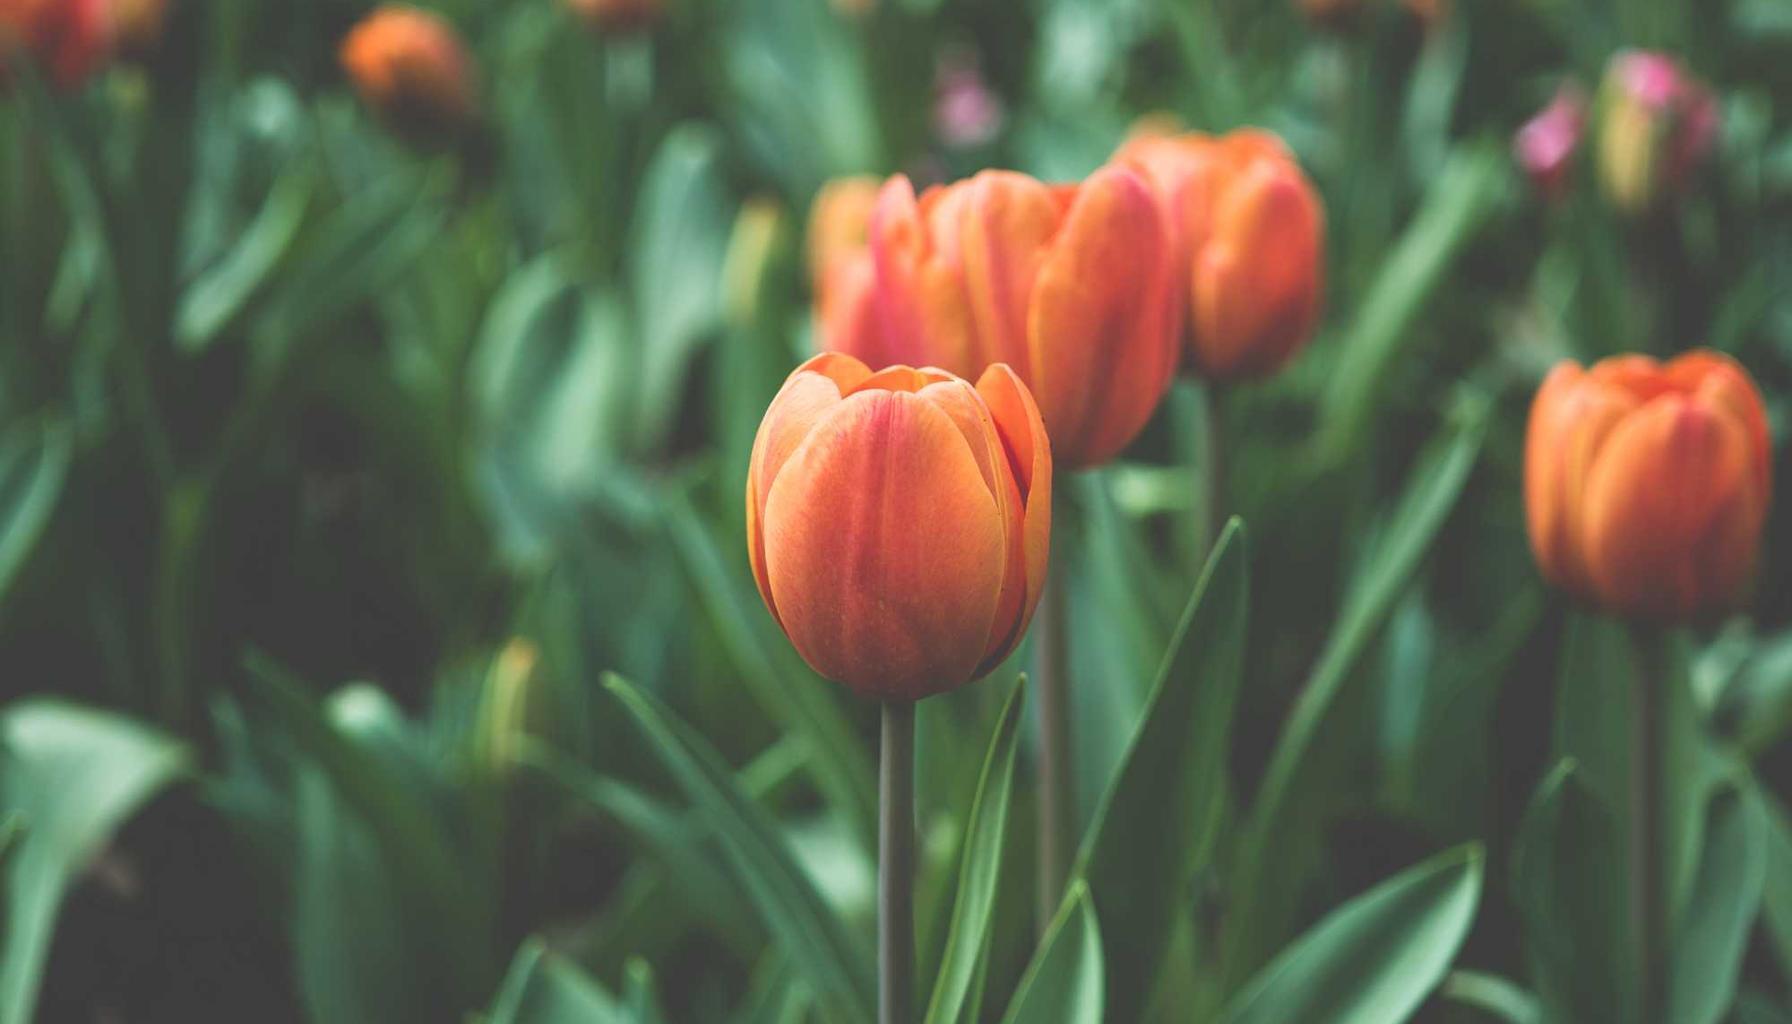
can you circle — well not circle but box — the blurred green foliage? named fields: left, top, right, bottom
left=3, top=0, right=1792, bottom=1021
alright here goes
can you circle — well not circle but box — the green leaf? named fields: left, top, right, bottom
left=0, top=419, right=69, bottom=608
left=663, top=491, right=877, bottom=850
left=174, top=161, right=312, bottom=353
left=628, top=125, right=731, bottom=451
left=1218, top=845, right=1483, bottom=1024
left=0, top=701, right=188, bottom=1024
left=1228, top=412, right=1484, bottom=983
left=1511, top=761, right=1634, bottom=1023
left=1066, top=518, right=1248, bottom=1023
left=1440, top=971, right=1542, bottom=1024
left=925, top=676, right=1027, bottom=1024
left=999, top=880, right=1103, bottom=1024
left=1756, top=787, right=1792, bottom=984
left=1667, top=790, right=1767, bottom=1024
left=488, top=939, right=627, bottom=1024
left=603, top=674, right=875, bottom=1023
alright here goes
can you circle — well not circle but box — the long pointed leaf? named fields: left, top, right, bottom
left=999, top=881, right=1103, bottom=1024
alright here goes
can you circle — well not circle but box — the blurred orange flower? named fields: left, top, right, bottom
left=0, top=0, right=112, bottom=87
left=565, top=0, right=661, bottom=33
left=1115, top=126, right=1326, bottom=383
left=340, top=5, right=476, bottom=134
left=807, top=176, right=881, bottom=356
left=825, top=166, right=1177, bottom=469
left=1525, top=351, right=1771, bottom=622
left=747, top=354, right=1052, bottom=701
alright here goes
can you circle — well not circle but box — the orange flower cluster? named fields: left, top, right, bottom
left=1526, top=351, right=1771, bottom=622
left=746, top=354, right=1051, bottom=701
left=340, top=5, right=477, bottom=136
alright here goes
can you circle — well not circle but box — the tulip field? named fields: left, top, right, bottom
left=7, top=0, right=1792, bottom=1021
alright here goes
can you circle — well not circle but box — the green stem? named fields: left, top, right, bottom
left=880, top=700, right=916, bottom=1024
left=1034, top=563, right=1073, bottom=934
left=1628, top=623, right=1666, bottom=1024
left=1203, top=382, right=1228, bottom=550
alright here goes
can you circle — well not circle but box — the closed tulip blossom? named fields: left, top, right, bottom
left=341, top=6, right=476, bottom=136
left=1597, top=51, right=1718, bottom=213
left=835, top=166, right=1177, bottom=469
left=1515, top=85, right=1587, bottom=201
left=0, top=0, right=112, bottom=87
left=747, top=353, right=1051, bottom=701
left=1525, top=351, right=1770, bottom=622
left=1114, top=127, right=1325, bottom=382
left=806, top=176, right=881, bottom=357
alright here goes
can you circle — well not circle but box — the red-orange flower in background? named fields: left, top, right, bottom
left=807, top=176, right=880, bottom=359
left=1525, top=350, right=1771, bottom=622
left=565, top=0, right=661, bottom=33
left=828, top=166, right=1176, bottom=469
left=0, top=0, right=112, bottom=87
left=747, top=354, right=1051, bottom=701
left=341, top=6, right=476, bottom=135
left=1115, top=126, right=1326, bottom=382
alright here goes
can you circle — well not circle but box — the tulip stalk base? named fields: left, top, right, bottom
left=1628, top=624, right=1666, bottom=1024
left=1033, top=563, right=1074, bottom=937
left=880, top=701, right=916, bottom=1024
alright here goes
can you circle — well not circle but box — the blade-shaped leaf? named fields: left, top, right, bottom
left=925, top=675, right=1027, bottom=1024
left=999, top=880, right=1103, bottom=1024
left=603, top=674, right=875, bottom=1023
left=0, top=701, right=188, bottom=1024
left=1439, top=971, right=1541, bottom=1024
left=488, top=939, right=627, bottom=1024
left=1228, top=411, right=1483, bottom=983
left=1219, top=845, right=1484, bottom=1024
left=0, top=419, right=69, bottom=607
left=1667, top=790, right=1767, bottom=1024
left=1067, top=518, right=1248, bottom=1023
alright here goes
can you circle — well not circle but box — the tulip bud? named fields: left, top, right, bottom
left=1114, top=126, right=1326, bottom=382
left=1514, top=85, right=1587, bottom=201
left=565, top=0, right=661, bottom=34
left=747, top=353, right=1051, bottom=701
left=1596, top=51, right=1718, bottom=214
left=475, top=638, right=549, bottom=780
left=0, top=0, right=112, bottom=88
left=340, top=6, right=477, bottom=139
left=1525, top=350, right=1770, bottom=622
left=837, top=166, right=1177, bottom=469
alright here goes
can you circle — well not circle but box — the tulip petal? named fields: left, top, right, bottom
left=1191, top=159, right=1325, bottom=378
left=1525, top=362, right=1641, bottom=595
left=761, top=390, right=1007, bottom=699
left=959, top=171, right=1061, bottom=381
left=868, top=176, right=982, bottom=375
left=977, top=363, right=1054, bottom=668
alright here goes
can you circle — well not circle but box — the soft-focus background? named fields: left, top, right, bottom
left=6, top=0, right=1792, bottom=1021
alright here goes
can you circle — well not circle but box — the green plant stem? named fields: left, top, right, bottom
left=1628, top=623, right=1666, bottom=1024
left=1203, top=382, right=1228, bottom=550
left=880, top=700, right=916, bottom=1024
left=1034, top=565, right=1073, bottom=935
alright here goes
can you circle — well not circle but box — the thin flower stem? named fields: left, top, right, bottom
left=1034, top=564, right=1073, bottom=935
left=1628, top=623, right=1666, bottom=1024
left=1204, top=382, right=1228, bottom=549
left=880, top=700, right=916, bottom=1024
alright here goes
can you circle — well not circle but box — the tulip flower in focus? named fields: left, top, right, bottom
left=806, top=176, right=880, bottom=354
left=1525, top=350, right=1770, bottom=622
left=836, top=166, right=1177, bottom=469
left=565, top=0, right=661, bottom=33
left=0, top=0, right=112, bottom=87
left=1114, top=126, right=1326, bottom=382
left=1514, top=86, right=1587, bottom=201
left=747, top=353, right=1051, bottom=701
left=341, top=6, right=477, bottom=138
left=1596, top=51, right=1718, bottom=214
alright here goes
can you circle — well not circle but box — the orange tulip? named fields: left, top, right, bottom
left=565, top=0, right=661, bottom=33
left=340, top=6, right=476, bottom=135
left=1115, top=126, right=1325, bottom=382
left=832, top=166, right=1176, bottom=469
left=0, top=0, right=112, bottom=87
left=807, top=176, right=881, bottom=357
left=747, top=353, right=1051, bottom=701
left=1525, top=350, right=1771, bottom=622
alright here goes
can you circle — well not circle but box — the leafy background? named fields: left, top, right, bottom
left=3, top=0, right=1792, bottom=1021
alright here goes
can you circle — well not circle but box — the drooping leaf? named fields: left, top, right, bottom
left=925, top=676, right=1027, bottom=1024
left=0, top=701, right=189, bottom=1024
left=1667, top=790, right=1767, bottom=1024
left=175, top=161, right=312, bottom=352
left=1067, top=518, right=1248, bottom=1023
left=603, top=674, right=875, bottom=1023
left=1218, top=845, right=1483, bottom=1024
left=999, top=881, right=1103, bottom=1024
left=1439, top=971, right=1542, bottom=1024
left=0, top=419, right=69, bottom=608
